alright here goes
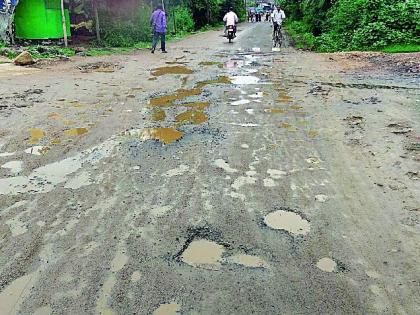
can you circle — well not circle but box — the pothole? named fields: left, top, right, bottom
left=264, top=209, right=310, bottom=236
left=180, top=239, right=225, bottom=270
left=140, top=128, right=184, bottom=145
left=151, top=66, right=193, bottom=76
left=175, top=110, right=208, bottom=125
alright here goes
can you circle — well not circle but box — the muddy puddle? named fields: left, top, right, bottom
left=29, top=128, right=45, bottom=144
left=177, top=101, right=210, bottom=110
left=196, top=76, right=231, bottom=88
left=64, top=128, right=88, bottom=136
left=199, top=61, right=222, bottom=67
left=181, top=239, right=225, bottom=270
left=152, top=109, right=166, bottom=121
left=175, top=110, right=208, bottom=124
left=149, top=88, right=202, bottom=107
left=140, top=128, right=184, bottom=145
left=316, top=258, right=337, bottom=272
left=151, top=66, right=193, bottom=76
left=264, top=210, right=310, bottom=236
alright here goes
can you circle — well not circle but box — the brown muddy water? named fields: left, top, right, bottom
left=151, top=66, right=193, bottom=76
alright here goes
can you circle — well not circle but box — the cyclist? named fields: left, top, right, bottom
left=272, top=6, right=286, bottom=39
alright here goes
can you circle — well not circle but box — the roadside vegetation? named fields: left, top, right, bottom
left=0, top=0, right=246, bottom=60
left=278, top=0, right=420, bottom=53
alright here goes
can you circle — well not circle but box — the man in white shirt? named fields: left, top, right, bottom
left=223, top=7, right=239, bottom=37
left=272, top=6, right=286, bottom=37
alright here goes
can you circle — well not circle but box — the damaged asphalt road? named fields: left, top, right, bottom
left=0, top=23, right=419, bottom=314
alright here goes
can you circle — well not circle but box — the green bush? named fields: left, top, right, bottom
left=167, top=6, right=195, bottom=34
left=280, top=0, right=420, bottom=52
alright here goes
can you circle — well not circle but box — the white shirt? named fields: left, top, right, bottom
left=223, top=11, right=239, bottom=26
left=272, top=9, right=286, bottom=24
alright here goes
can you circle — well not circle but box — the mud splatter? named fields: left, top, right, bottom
left=48, top=112, right=61, bottom=120
left=140, top=128, right=183, bottom=145
left=178, top=101, right=210, bottom=110
left=316, top=258, right=337, bottom=272
left=264, top=210, right=311, bottom=236
left=175, top=110, right=208, bottom=124
left=152, top=109, right=166, bottom=121
left=308, top=130, right=318, bottom=138
left=29, top=128, right=45, bottom=144
left=151, top=66, right=193, bottom=76
left=181, top=239, right=225, bottom=270
left=196, top=76, right=231, bottom=88
left=64, top=128, right=88, bottom=136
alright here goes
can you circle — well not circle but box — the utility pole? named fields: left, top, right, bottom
left=60, top=0, right=68, bottom=47
left=92, top=0, right=100, bottom=42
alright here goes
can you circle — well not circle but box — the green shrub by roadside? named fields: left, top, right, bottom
left=278, top=0, right=420, bottom=52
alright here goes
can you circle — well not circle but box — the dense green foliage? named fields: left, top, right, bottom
left=98, top=0, right=245, bottom=47
left=278, top=0, right=420, bottom=52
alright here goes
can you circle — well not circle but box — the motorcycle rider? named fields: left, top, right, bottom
left=223, top=7, right=239, bottom=37
left=272, top=6, right=286, bottom=38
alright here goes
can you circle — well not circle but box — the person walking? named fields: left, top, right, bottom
left=150, top=5, right=167, bottom=54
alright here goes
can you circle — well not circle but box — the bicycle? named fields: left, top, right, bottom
left=272, top=24, right=283, bottom=48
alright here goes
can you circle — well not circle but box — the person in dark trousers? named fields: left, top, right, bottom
left=150, top=5, right=167, bottom=54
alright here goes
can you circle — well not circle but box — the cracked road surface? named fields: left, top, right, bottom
left=1, top=23, right=419, bottom=314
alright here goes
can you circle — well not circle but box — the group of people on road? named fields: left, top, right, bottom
left=149, top=5, right=286, bottom=53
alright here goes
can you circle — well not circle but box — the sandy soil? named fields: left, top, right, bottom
left=0, top=23, right=419, bottom=315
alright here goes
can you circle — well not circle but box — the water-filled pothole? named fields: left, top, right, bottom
left=264, top=209, right=310, bottom=236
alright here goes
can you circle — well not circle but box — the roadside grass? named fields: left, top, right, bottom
left=0, top=25, right=224, bottom=61
left=381, top=44, right=420, bottom=53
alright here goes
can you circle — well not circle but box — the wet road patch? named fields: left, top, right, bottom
left=151, top=66, right=193, bottom=76
left=140, top=128, right=184, bottom=145
left=175, top=110, right=208, bottom=125
left=226, top=254, right=269, bottom=269
left=264, top=208, right=311, bottom=236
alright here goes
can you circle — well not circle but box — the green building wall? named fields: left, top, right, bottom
left=15, top=0, right=70, bottom=39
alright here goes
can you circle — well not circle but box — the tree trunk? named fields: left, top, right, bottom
left=60, top=0, right=68, bottom=47
left=93, top=0, right=101, bottom=42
